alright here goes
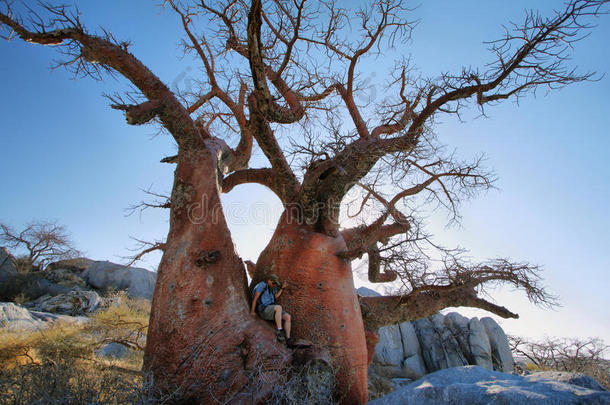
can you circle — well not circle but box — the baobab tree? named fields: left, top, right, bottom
left=1, top=0, right=607, bottom=403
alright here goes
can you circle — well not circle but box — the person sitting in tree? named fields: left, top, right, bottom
left=251, top=274, right=292, bottom=343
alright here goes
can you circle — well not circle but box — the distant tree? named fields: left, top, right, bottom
left=0, top=221, right=81, bottom=272
left=510, top=335, right=609, bottom=389
left=1, top=0, right=608, bottom=403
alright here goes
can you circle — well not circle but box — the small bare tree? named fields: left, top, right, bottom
left=0, top=221, right=81, bottom=272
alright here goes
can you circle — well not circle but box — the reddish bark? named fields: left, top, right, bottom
left=364, top=329, right=380, bottom=365
left=143, top=148, right=291, bottom=403
left=254, top=212, right=369, bottom=404
left=359, top=290, right=519, bottom=333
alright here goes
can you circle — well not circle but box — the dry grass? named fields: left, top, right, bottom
left=0, top=293, right=165, bottom=405
left=88, top=292, right=151, bottom=353
left=367, top=372, right=395, bottom=401
left=268, top=361, right=336, bottom=404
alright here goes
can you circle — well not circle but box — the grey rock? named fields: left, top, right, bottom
left=85, top=261, right=156, bottom=299
left=29, top=310, right=88, bottom=326
left=444, top=312, right=471, bottom=361
left=373, top=325, right=407, bottom=378
left=369, top=366, right=610, bottom=405
left=527, top=371, right=607, bottom=392
left=0, top=302, right=87, bottom=331
left=399, top=322, right=421, bottom=358
left=356, top=286, right=381, bottom=297
left=95, top=343, right=132, bottom=359
left=391, top=378, right=412, bottom=389
left=44, top=258, right=94, bottom=288
left=481, top=317, right=514, bottom=372
left=47, top=258, right=95, bottom=273
left=468, top=317, right=493, bottom=369
left=414, top=316, right=448, bottom=372
left=0, top=302, right=45, bottom=331
left=411, top=314, right=468, bottom=373
left=26, top=277, right=72, bottom=297
left=26, top=290, right=102, bottom=315
left=402, top=354, right=427, bottom=379
left=399, top=322, right=427, bottom=379
left=432, top=313, right=469, bottom=369
left=0, top=247, right=18, bottom=281
left=0, top=272, right=71, bottom=301
left=30, top=311, right=89, bottom=326
left=370, top=311, right=513, bottom=389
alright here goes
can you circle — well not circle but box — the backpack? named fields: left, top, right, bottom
left=254, top=283, right=275, bottom=313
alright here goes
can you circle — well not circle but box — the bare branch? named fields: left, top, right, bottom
left=111, top=100, right=162, bottom=126
left=125, top=187, right=172, bottom=219
left=0, top=3, right=202, bottom=149
left=123, top=237, right=166, bottom=267
left=359, top=287, right=518, bottom=331
left=247, top=0, right=305, bottom=124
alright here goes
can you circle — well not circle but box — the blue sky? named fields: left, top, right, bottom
left=1, top=1, right=609, bottom=343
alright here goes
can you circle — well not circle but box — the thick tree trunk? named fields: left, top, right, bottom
left=143, top=146, right=291, bottom=404
left=254, top=212, right=369, bottom=404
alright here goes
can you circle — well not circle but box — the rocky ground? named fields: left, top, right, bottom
left=0, top=249, right=155, bottom=364
left=369, top=366, right=610, bottom=404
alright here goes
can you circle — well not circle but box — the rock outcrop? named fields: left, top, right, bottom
left=45, top=257, right=94, bottom=288
left=0, top=271, right=72, bottom=302
left=0, top=302, right=44, bottom=331
left=84, top=261, right=156, bottom=299
left=399, top=322, right=427, bottom=378
left=526, top=371, right=608, bottom=392
left=1, top=255, right=156, bottom=316
left=369, top=366, right=610, bottom=404
left=468, top=316, right=493, bottom=369
left=481, top=316, right=514, bottom=372
left=0, top=302, right=88, bottom=331
left=4, top=258, right=158, bottom=300
left=414, top=314, right=470, bottom=372
left=25, top=290, right=103, bottom=315
left=358, top=287, right=514, bottom=381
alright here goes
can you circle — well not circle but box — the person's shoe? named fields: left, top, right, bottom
left=276, top=329, right=286, bottom=342
left=286, top=338, right=313, bottom=349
